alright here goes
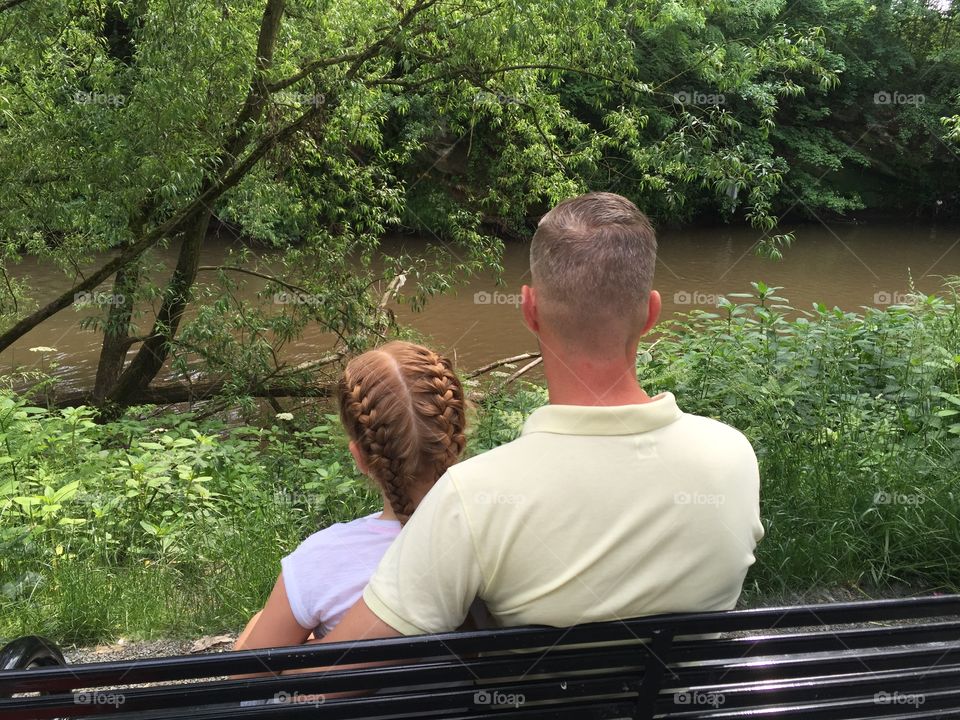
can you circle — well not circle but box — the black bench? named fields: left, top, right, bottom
left=3, top=594, right=960, bottom=719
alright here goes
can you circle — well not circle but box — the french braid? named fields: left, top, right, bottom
left=338, top=341, right=467, bottom=524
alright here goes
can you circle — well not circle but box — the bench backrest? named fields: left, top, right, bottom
left=3, top=594, right=960, bottom=719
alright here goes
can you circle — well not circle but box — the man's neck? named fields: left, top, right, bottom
left=542, top=350, right=652, bottom=406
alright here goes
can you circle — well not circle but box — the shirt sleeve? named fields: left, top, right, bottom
left=363, top=471, right=484, bottom=635
left=281, top=543, right=324, bottom=631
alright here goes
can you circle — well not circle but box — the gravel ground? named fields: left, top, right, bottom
left=63, top=634, right=238, bottom=665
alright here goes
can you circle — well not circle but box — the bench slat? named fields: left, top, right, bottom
left=669, top=619, right=960, bottom=662
left=0, top=646, right=651, bottom=718
left=6, top=595, right=960, bottom=695
left=670, top=643, right=960, bottom=686
left=34, top=674, right=644, bottom=720
left=660, top=686, right=960, bottom=719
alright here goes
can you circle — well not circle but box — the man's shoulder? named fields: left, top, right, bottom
left=671, top=411, right=758, bottom=462
left=447, top=434, right=539, bottom=481
left=675, top=410, right=752, bottom=439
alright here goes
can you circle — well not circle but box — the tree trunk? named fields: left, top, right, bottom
left=106, top=210, right=211, bottom=405
left=101, top=0, right=287, bottom=405
left=91, top=261, right=141, bottom=402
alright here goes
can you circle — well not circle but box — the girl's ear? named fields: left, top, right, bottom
left=348, top=439, right=370, bottom=475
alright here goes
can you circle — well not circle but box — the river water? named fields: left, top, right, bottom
left=4, top=221, right=959, bottom=390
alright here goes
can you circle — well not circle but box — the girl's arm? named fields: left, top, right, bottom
left=235, top=573, right=312, bottom=652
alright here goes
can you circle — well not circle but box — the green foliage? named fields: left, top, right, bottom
left=467, top=384, right=549, bottom=456
left=4, top=0, right=942, bottom=400
left=0, top=403, right=376, bottom=641
left=637, top=279, right=960, bottom=596
left=3, top=282, right=960, bottom=641
left=771, top=0, right=960, bottom=218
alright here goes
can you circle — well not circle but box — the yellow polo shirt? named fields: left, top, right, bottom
left=363, top=392, right=764, bottom=635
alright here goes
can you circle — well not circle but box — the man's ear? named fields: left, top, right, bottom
left=521, top=285, right=539, bottom=335
left=640, top=290, right=662, bottom=336
left=348, top=440, right=369, bottom=476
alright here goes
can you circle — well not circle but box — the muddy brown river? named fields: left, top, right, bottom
left=4, top=220, right=959, bottom=390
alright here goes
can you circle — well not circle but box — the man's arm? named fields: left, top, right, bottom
left=279, top=599, right=401, bottom=680
left=282, top=473, right=484, bottom=677
left=314, top=597, right=403, bottom=644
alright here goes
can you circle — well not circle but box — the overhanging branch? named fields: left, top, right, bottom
left=0, top=0, right=31, bottom=13
left=0, top=100, right=326, bottom=355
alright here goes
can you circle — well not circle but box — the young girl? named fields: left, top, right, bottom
left=235, top=341, right=467, bottom=650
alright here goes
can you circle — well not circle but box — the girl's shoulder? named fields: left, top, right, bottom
left=281, top=512, right=401, bottom=634
left=295, top=512, right=401, bottom=554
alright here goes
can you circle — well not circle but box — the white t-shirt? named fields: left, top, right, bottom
left=281, top=512, right=401, bottom=637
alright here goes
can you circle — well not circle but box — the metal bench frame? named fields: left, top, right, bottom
left=3, top=594, right=960, bottom=719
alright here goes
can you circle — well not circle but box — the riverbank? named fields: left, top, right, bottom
left=2, top=283, right=959, bottom=645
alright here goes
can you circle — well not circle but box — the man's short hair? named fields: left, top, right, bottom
left=530, top=192, right=657, bottom=351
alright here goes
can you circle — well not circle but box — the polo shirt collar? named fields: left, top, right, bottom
left=520, top=392, right=683, bottom=437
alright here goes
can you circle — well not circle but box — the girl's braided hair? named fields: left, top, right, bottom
left=337, top=341, right=467, bottom=524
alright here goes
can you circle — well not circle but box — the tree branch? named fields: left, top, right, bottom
left=497, top=356, right=543, bottom=388
left=54, top=380, right=334, bottom=408
left=0, top=0, right=31, bottom=13
left=0, top=99, right=326, bottom=355
left=197, top=265, right=311, bottom=295
left=267, top=51, right=368, bottom=93
left=466, top=351, right=541, bottom=379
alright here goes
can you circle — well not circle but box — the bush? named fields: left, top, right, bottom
left=0, top=405, right=376, bottom=641
left=636, top=281, right=960, bottom=597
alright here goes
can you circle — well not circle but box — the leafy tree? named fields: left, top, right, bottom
left=0, top=0, right=954, bottom=410
left=0, top=0, right=637, bottom=409
left=771, top=0, right=960, bottom=218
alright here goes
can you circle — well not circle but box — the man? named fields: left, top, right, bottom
left=322, top=191, right=764, bottom=642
